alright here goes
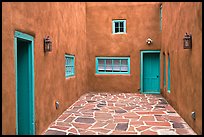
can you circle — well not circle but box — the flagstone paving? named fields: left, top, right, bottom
left=42, top=92, right=196, bottom=135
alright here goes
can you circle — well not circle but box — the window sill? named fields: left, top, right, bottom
left=112, top=33, right=127, bottom=35
left=95, top=74, right=130, bottom=76
left=65, top=75, right=75, bottom=79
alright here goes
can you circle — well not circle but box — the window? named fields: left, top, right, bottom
left=65, top=54, right=75, bottom=78
left=163, top=53, right=166, bottom=87
left=160, top=4, right=162, bottom=31
left=112, top=20, right=126, bottom=34
left=96, top=57, right=130, bottom=74
left=168, top=54, right=170, bottom=92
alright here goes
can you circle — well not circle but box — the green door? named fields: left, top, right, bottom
left=15, top=31, right=35, bottom=135
left=143, top=53, right=160, bottom=94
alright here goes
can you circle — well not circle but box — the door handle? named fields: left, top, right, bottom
left=157, top=75, right=159, bottom=78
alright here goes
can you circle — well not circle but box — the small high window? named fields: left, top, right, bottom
left=112, top=20, right=126, bottom=34
left=65, top=54, right=75, bottom=78
left=96, top=57, right=130, bottom=74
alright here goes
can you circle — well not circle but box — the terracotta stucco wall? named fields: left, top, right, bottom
left=2, top=2, right=88, bottom=134
left=2, top=2, right=202, bottom=135
left=86, top=2, right=162, bottom=93
left=161, top=2, right=202, bottom=134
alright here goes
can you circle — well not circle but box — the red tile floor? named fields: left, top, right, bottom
left=42, top=92, right=196, bottom=135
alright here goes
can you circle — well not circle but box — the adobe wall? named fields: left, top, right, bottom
left=86, top=2, right=162, bottom=93
left=2, top=2, right=88, bottom=134
left=161, top=2, right=202, bottom=134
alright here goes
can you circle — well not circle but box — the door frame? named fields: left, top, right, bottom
left=140, top=50, right=160, bottom=94
left=14, top=31, right=35, bottom=134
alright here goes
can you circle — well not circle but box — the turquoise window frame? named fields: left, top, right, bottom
left=168, top=54, right=171, bottom=93
left=160, top=4, right=162, bottom=31
left=112, top=20, right=126, bottom=34
left=65, top=54, right=75, bottom=78
left=14, top=31, right=35, bottom=135
left=96, top=57, right=130, bottom=74
left=164, top=53, right=166, bottom=87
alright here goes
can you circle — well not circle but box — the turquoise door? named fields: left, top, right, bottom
left=143, top=53, right=160, bottom=94
left=15, top=31, right=35, bottom=135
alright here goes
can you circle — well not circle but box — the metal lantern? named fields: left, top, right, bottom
left=44, top=36, right=52, bottom=52
left=183, top=33, right=192, bottom=49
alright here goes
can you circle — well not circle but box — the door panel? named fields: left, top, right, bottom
left=15, top=31, right=35, bottom=135
left=17, top=39, right=31, bottom=134
left=143, top=53, right=160, bottom=93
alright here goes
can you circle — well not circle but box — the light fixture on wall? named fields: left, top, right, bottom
left=44, top=36, right=52, bottom=52
left=183, top=33, right=192, bottom=49
left=146, top=38, right=153, bottom=45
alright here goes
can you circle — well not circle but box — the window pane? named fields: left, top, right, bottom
left=113, top=59, right=120, bottom=65
left=66, top=66, right=69, bottom=72
left=68, top=58, right=72, bottom=65
left=98, top=59, right=105, bottom=65
left=113, top=66, right=120, bottom=72
left=106, top=66, right=112, bottom=71
left=71, top=58, right=74, bottom=66
left=115, top=22, right=119, bottom=27
left=112, top=60, right=120, bottom=72
left=120, top=28, right=124, bottom=32
left=120, top=22, right=124, bottom=27
left=106, top=59, right=112, bottom=65
left=68, top=66, right=72, bottom=73
left=105, top=59, right=112, bottom=71
left=115, top=28, right=119, bottom=33
left=121, top=66, right=128, bottom=72
left=98, top=65, right=105, bottom=71
left=121, top=59, right=128, bottom=65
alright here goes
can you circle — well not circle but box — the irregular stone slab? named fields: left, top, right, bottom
left=90, top=128, right=111, bottom=134
left=97, top=103, right=106, bottom=107
left=136, top=125, right=151, bottom=131
left=92, top=108, right=100, bottom=111
left=140, top=116, right=155, bottom=121
left=95, top=112, right=112, bottom=119
left=141, top=130, right=158, bottom=135
left=155, top=105, right=165, bottom=108
left=145, top=121, right=171, bottom=126
left=175, top=128, right=196, bottom=135
left=172, top=122, right=185, bottom=128
left=158, top=129, right=178, bottom=135
left=159, top=99, right=168, bottom=104
left=167, top=111, right=176, bottom=113
left=68, top=133, right=77, bottom=135
left=115, top=109, right=127, bottom=113
left=44, top=130, right=66, bottom=135
left=50, top=125, right=70, bottom=130
left=79, top=130, right=97, bottom=135
left=64, top=117, right=75, bottom=123
left=91, top=121, right=108, bottom=128
left=115, top=123, right=128, bottom=131
left=72, top=123, right=92, bottom=129
left=56, top=121, right=72, bottom=127
left=81, top=112, right=94, bottom=117
left=87, top=100, right=97, bottom=103
left=75, top=117, right=96, bottom=124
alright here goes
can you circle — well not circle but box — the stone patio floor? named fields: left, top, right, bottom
left=42, top=92, right=196, bottom=135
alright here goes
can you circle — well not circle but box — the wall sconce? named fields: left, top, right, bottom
left=183, top=33, right=192, bottom=49
left=44, top=36, right=52, bottom=52
left=146, top=38, right=153, bottom=45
